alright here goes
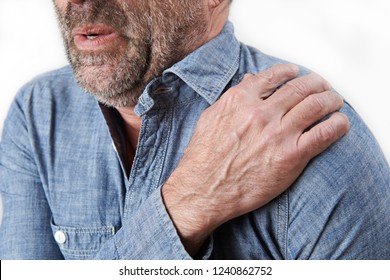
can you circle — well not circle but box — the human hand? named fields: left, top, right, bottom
left=162, top=64, right=350, bottom=255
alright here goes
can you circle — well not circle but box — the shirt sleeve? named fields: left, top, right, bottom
left=284, top=102, right=390, bottom=259
left=93, top=188, right=213, bottom=260
left=0, top=93, right=63, bottom=260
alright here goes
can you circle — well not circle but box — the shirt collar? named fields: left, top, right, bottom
left=165, top=21, right=240, bottom=105
left=135, top=21, right=240, bottom=115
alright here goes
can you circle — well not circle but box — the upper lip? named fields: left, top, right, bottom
left=72, top=24, right=117, bottom=37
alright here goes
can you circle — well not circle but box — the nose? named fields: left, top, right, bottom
left=68, top=0, right=84, bottom=4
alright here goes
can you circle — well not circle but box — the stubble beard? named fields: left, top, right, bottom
left=54, top=0, right=208, bottom=108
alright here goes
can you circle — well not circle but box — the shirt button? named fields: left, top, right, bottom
left=54, top=230, right=67, bottom=244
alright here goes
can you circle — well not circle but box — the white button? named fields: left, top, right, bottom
left=54, top=230, right=67, bottom=244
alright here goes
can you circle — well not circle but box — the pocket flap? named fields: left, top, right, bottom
left=51, top=219, right=115, bottom=259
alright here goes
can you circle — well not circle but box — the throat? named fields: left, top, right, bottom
left=115, top=106, right=142, bottom=176
left=125, top=140, right=136, bottom=174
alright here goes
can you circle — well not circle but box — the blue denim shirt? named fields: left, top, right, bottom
left=1, top=22, right=389, bottom=260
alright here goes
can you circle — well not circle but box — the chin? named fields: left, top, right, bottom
left=74, top=67, right=138, bottom=107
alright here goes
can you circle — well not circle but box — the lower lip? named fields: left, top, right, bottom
left=73, top=33, right=119, bottom=50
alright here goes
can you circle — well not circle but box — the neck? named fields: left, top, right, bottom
left=204, top=3, right=229, bottom=43
left=116, top=106, right=142, bottom=153
left=115, top=5, right=229, bottom=143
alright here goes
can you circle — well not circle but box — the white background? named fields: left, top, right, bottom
left=0, top=1, right=389, bottom=219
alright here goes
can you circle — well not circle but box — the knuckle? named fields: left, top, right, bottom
left=285, top=78, right=308, bottom=98
left=242, top=73, right=255, bottom=81
left=248, top=106, right=265, bottom=121
left=225, top=81, right=249, bottom=97
left=220, top=88, right=242, bottom=105
left=247, top=105, right=273, bottom=127
left=309, top=72, right=325, bottom=81
left=312, top=73, right=332, bottom=90
left=317, top=123, right=336, bottom=143
left=307, top=72, right=328, bottom=86
left=225, top=86, right=241, bottom=98
left=239, top=74, right=258, bottom=92
left=245, top=72, right=256, bottom=78
left=281, top=150, right=299, bottom=168
left=271, top=145, right=300, bottom=172
left=256, top=69, right=274, bottom=84
left=307, top=94, right=327, bottom=115
left=332, top=93, right=345, bottom=108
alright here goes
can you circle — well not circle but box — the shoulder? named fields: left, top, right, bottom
left=300, top=101, right=389, bottom=193
left=238, top=42, right=389, bottom=178
left=238, top=43, right=312, bottom=76
left=239, top=42, right=388, bottom=179
left=33, top=65, right=75, bottom=81
left=239, top=42, right=390, bottom=258
left=3, top=66, right=99, bottom=141
left=20, top=66, right=75, bottom=92
left=15, top=66, right=89, bottom=104
left=8, top=66, right=97, bottom=122
left=286, top=101, right=390, bottom=258
left=17, top=66, right=83, bottom=98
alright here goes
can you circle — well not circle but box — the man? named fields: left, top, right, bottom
left=0, top=0, right=388, bottom=259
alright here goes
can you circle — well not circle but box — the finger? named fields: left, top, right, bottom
left=298, top=112, right=350, bottom=159
left=237, top=64, right=299, bottom=100
left=284, top=91, right=344, bottom=132
left=267, top=73, right=332, bottom=116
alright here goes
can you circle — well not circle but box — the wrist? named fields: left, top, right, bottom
left=161, top=175, right=217, bottom=255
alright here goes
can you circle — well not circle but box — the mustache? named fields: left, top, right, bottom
left=57, top=0, right=132, bottom=36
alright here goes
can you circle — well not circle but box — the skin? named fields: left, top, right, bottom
left=54, top=0, right=350, bottom=257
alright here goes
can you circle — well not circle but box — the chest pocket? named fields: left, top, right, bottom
left=51, top=219, right=116, bottom=260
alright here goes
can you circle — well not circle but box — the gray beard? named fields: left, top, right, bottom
left=66, top=41, right=150, bottom=107
left=55, top=0, right=208, bottom=107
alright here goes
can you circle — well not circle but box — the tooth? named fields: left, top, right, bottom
left=86, top=35, right=98, bottom=39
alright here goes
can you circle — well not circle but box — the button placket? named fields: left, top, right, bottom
left=124, top=82, right=175, bottom=217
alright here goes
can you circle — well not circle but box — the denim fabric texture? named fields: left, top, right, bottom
left=0, top=22, right=389, bottom=260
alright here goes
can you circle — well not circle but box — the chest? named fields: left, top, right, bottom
left=42, top=85, right=209, bottom=229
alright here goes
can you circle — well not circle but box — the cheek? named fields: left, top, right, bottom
left=53, top=0, right=68, bottom=11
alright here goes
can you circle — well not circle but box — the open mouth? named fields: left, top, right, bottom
left=72, top=24, right=119, bottom=49
left=85, top=34, right=100, bottom=40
